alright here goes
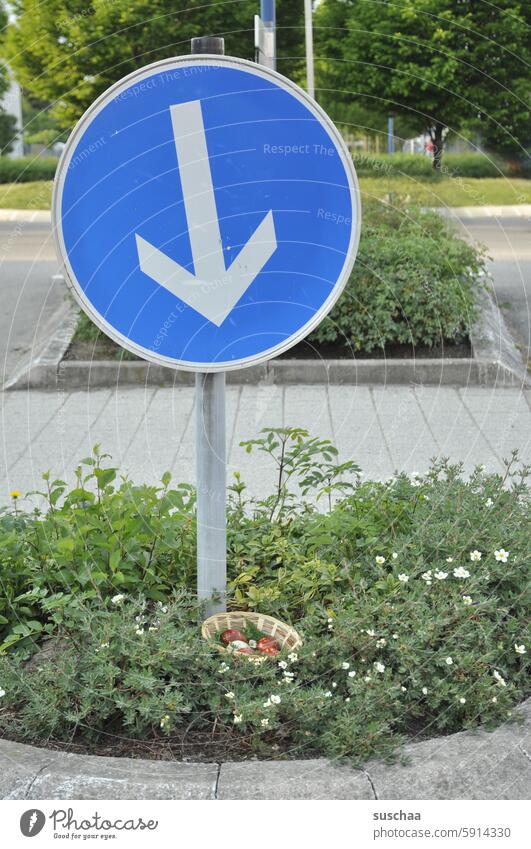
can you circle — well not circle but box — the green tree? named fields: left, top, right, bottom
left=315, top=0, right=531, bottom=168
left=6, top=0, right=304, bottom=129
left=0, top=3, right=19, bottom=155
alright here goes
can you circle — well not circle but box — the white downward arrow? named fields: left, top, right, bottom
left=135, top=100, right=277, bottom=326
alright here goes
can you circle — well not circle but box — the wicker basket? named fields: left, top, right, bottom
left=201, top=611, right=302, bottom=655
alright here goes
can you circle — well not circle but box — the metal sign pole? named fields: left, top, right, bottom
left=304, top=0, right=315, bottom=99
left=191, top=36, right=227, bottom=617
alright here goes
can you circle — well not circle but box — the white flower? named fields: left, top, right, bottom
left=453, top=567, right=470, bottom=579
left=261, top=718, right=269, bottom=728
left=470, top=550, right=482, bottom=562
left=98, top=641, right=109, bottom=650
left=160, top=714, right=170, bottom=728
left=486, top=498, right=494, bottom=507
left=446, top=557, right=454, bottom=563
left=111, top=594, right=125, bottom=605
left=514, top=644, right=526, bottom=655
left=401, top=686, right=407, bottom=692
left=434, top=571, right=448, bottom=580
left=392, top=634, right=398, bottom=640
left=494, top=549, right=509, bottom=563
left=376, top=638, right=387, bottom=648
left=156, top=602, right=168, bottom=614
left=348, top=670, right=356, bottom=678
left=278, top=660, right=288, bottom=670
left=422, top=687, right=428, bottom=695
left=135, top=628, right=144, bottom=636
left=270, top=694, right=281, bottom=705
left=491, top=696, right=497, bottom=703
left=148, top=626, right=158, bottom=632
left=462, top=595, right=472, bottom=605
left=458, top=697, right=466, bottom=704
left=248, top=640, right=257, bottom=649
left=219, top=663, right=229, bottom=674
left=0, top=688, right=5, bottom=698
left=341, top=661, right=350, bottom=670
left=366, top=629, right=376, bottom=637
left=397, top=573, right=409, bottom=583
left=364, top=676, right=372, bottom=682
left=445, top=657, right=453, bottom=665
left=327, top=617, right=333, bottom=623
left=345, top=697, right=350, bottom=703
left=392, top=552, right=398, bottom=560
left=422, top=571, right=433, bottom=584
left=288, top=652, right=298, bottom=663
left=283, top=671, right=295, bottom=680
left=225, top=691, right=235, bottom=700
left=324, top=691, right=333, bottom=697
left=233, top=714, right=243, bottom=724
left=374, top=661, right=385, bottom=673
left=327, top=623, right=334, bottom=631
left=375, top=556, right=386, bottom=565
left=493, top=670, right=507, bottom=687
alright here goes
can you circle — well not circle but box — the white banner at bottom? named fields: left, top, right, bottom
left=0, top=799, right=527, bottom=848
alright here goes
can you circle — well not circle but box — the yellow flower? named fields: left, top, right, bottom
left=10, top=490, right=21, bottom=499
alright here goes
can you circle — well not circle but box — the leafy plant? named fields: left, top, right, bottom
left=0, top=431, right=529, bottom=763
left=307, top=202, right=486, bottom=353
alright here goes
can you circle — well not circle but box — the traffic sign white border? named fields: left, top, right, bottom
left=53, top=55, right=361, bottom=373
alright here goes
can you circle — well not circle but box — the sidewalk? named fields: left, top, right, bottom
left=1, top=385, right=530, bottom=506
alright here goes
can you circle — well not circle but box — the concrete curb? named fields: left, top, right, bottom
left=0, top=209, right=51, bottom=222
left=438, top=204, right=531, bottom=220
left=1, top=699, right=529, bottom=800
left=6, top=282, right=530, bottom=390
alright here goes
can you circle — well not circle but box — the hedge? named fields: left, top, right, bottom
left=0, top=156, right=58, bottom=184
left=352, top=152, right=509, bottom=180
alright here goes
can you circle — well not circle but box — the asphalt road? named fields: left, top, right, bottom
left=454, top=214, right=531, bottom=363
left=0, top=215, right=529, bottom=386
left=0, top=222, right=61, bottom=385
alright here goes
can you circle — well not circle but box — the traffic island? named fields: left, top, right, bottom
left=6, top=288, right=530, bottom=391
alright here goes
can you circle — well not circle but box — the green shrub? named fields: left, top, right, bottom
left=0, top=156, right=58, bottom=184
left=352, top=152, right=509, bottom=180
left=0, top=430, right=529, bottom=762
left=70, top=203, right=485, bottom=357
left=308, top=203, right=485, bottom=352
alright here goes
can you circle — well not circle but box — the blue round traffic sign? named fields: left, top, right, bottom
left=53, top=56, right=360, bottom=371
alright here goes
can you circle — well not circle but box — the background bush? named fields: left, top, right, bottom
left=351, top=152, right=510, bottom=180
left=70, top=203, right=486, bottom=357
left=308, top=203, right=485, bottom=353
left=0, top=431, right=528, bottom=763
left=0, top=156, right=58, bottom=184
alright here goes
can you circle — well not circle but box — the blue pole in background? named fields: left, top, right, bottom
left=261, top=0, right=275, bottom=24
left=387, top=114, right=394, bottom=155
left=258, top=0, right=276, bottom=69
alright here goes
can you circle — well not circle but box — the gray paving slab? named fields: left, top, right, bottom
left=458, top=388, right=531, bottom=463
left=412, top=387, right=510, bottom=474
left=371, top=386, right=440, bottom=473
left=125, top=386, right=195, bottom=484
left=217, top=758, right=374, bottom=800
left=327, top=385, right=394, bottom=479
